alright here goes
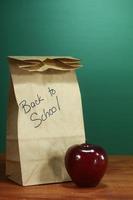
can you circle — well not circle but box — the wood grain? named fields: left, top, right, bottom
left=0, top=156, right=133, bottom=200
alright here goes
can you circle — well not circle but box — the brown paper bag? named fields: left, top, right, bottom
left=6, top=56, right=85, bottom=186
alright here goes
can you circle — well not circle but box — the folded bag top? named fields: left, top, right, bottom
left=8, top=56, right=81, bottom=72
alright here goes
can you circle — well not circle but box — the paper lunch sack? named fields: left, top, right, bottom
left=6, top=56, right=85, bottom=186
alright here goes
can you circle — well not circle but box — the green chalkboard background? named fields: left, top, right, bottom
left=0, top=0, right=133, bottom=154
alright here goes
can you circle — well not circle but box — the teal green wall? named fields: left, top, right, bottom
left=0, top=0, right=133, bottom=154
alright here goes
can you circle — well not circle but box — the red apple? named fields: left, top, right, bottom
left=65, top=143, right=108, bottom=187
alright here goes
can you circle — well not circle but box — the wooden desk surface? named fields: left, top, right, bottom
left=0, top=156, right=133, bottom=200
